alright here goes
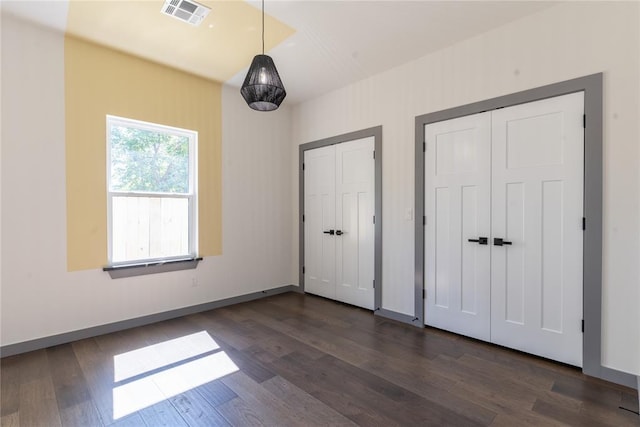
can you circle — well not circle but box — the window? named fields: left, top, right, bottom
left=107, top=116, right=197, bottom=265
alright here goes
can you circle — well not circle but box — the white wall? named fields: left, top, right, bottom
left=0, top=15, right=293, bottom=347
left=291, top=2, right=640, bottom=376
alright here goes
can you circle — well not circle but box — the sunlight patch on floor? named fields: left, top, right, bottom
left=112, top=331, right=238, bottom=419
left=114, top=330, right=220, bottom=382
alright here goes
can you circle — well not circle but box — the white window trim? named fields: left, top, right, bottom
left=106, top=115, right=198, bottom=267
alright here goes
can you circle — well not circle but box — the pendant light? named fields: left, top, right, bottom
left=240, top=0, right=286, bottom=111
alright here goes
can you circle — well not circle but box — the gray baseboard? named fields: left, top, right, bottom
left=375, top=308, right=416, bottom=325
left=0, top=285, right=297, bottom=358
left=597, top=365, right=639, bottom=390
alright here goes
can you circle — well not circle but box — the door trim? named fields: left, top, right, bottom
left=415, top=73, right=635, bottom=388
left=299, top=126, right=383, bottom=311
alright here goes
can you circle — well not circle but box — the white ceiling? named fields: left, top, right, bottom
left=2, top=0, right=558, bottom=106
left=234, top=1, right=558, bottom=104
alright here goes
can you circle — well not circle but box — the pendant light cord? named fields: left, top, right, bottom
left=261, top=0, right=265, bottom=55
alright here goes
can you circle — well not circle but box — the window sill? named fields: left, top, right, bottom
left=103, top=257, right=202, bottom=279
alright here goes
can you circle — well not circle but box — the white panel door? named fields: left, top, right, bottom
left=304, top=138, right=375, bottom=310
left=304, top=145, right=336, bottom=300
left=335, top=137, right=375, bottom=310
left=424, top=112, right=492, bottom=341
left=491, top=92, right=584, bottom=366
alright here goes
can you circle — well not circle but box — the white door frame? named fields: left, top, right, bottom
left=299, top=126, right=383, bottom=312
left=415, top=73, right=635, bottom=389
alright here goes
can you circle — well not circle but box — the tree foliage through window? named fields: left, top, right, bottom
left=110, top=125, right=190, bottom=193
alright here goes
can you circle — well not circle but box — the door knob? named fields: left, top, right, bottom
left=323, top=230, right=335, bottom=235
left=467, top=237, right=488, bottom=245
left=493, top=238, right=512, bottom=246
left=335, top=230, right=344, bottom=236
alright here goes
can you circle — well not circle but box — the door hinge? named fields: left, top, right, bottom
left=373, top=215, right=375, bottom=224
left=303, top=214, right=305, bottom=222
left=302, top=266, right=305, bottom=274
left=422, top=288, right=426, bottom=299
left=423, top=215, right=426, bottom=226
left=302, top=162, right=305, bottom=171
left=582, top=217, right=586, bottom=230
left=581, top=319, right=584, bottom=333
left=423, top=141, right=426, bottom=152
left=373, top=150, right=375, bottom=159
left=583, top=114, right=586, bottom=129
left=373, top=279, right=375, bottom=289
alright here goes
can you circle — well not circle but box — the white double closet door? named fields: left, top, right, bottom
left=304, top=137, right=375, bottom=310
left=424, top=92, right=584, bottom=366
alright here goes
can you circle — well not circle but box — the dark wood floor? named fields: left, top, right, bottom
left=1, top=292, right=638, bottom=426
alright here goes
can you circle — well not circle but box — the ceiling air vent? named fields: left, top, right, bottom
left=161, top=0, right=210, bottom=26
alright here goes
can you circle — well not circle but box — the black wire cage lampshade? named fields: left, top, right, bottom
left=240, top=0, right=286, bottom=111
left=240, top=54, right=286, bottom=111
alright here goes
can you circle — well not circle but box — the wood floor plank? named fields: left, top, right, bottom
left=257, top=333, right=325, bottom=360
left=241, top=342, right=280, bottom=364
left=446, top=377, right=569, bottom=426
left=188, top=312, right=257, bottom=351
left=145, top=316, right=205, bottom=343
left=532, top=398, right=607, bottom=427
left=458, top=333, right=585, bottom=381
left=17, top=349, right=50, bottom=384
left=212, top=303, right=324, bottom=360
left=221, top=371, right=319, bottom=426
left=215, top=396, right=270, bottom=426
left=223, top=346, right=276, bottom=384
left=286, top=312, right=434, bottom=364
left=359, top=356, right=497, bottom=425
left=194, top=379, right=237, bottom=407
left=301, top=302, right=468, bottom=365
left=0, top=412, right=19, bottom=427
left=2, top=292, right=637, bottom=427
left=0, top=356, right=21, bottom=417
left=290, top=310, right=491, bottom=389
left=267, top=295, right=356, bottom=329
left=551, top=375, right=625, bottom=407
left=274, top=294, right=376, bottom=328
left=248, top=305, right=378, bottom=366
left=72, top=338, right=118, bottom=425
left=261, top=375, right=359, bottom=426
left=432, top=354, right=539, bottom=408
left=19, top=376, right=62, bottom=427
left=317, top=354, right=483, bottom=426
left=418, top=353, right=587, bottom=422
left=170, top=388, right=230, bottom=427
left=374, top=321, right=468, bottom=359
left=490, top=412, right=565, bottom=427
left=579, top=402, right=640, bottom=427
left=94, top=328, right=148, bottom=357
left=107, top=412, right=147, bottom=427
left=138, top=399, right=188, bottom=426
left=271, top=351, right=481, bottom=426
left=457, top=352, right=555, bottom=391
left=58, top=400, right=103, bottom=427
left=254, top=305, right=497, bottom=425
left=47, top=343, right=93, bottom=411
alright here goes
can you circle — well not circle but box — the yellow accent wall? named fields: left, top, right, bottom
left=65, top=36, right=222, bottom=271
